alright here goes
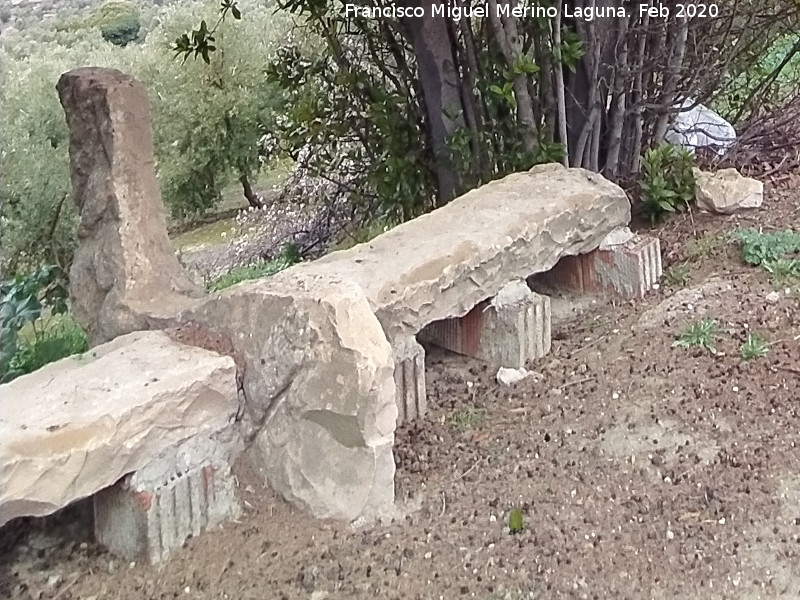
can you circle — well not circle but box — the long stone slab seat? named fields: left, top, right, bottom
left=0, top=330, right=239, bottom=529
left=291, top=163, right=631, bottom=420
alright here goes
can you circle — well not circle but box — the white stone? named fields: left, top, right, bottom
left=0, top=331, right=238, bottom=527
left=491, top=280, right=532, bottom=310
left=694, top=168, right=763, bottom=214
left=599, top=226, right=636, bottom=250
left=496, top=367, right=531, bottom=386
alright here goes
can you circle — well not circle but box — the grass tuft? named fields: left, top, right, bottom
left=674, top=318, right=718, bottom=353
left=741, top=333, right=769, bottom=361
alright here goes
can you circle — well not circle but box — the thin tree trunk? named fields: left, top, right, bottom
left=532, top=23, right=555, bottom=141
left=652, top=16, right=689, bottom=142
left=457, top=16, right=490, bottom=182
left=629, top=10, right=650, bottom=173
left=403, top=0, right=466, bottom=203
left=486, top=0, right=538, bottom=153
left=240, top=174, right=263, bottom=209
left=603, top=12, right=630, bottom=178
left=553, top=0, right=569, bottom=167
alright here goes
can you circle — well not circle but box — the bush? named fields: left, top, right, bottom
left=734, top=228, right=800, bottom=266
left=86, top=1, right=141, bottom=47
left=0, top=265, right=88, bottom=383
left=5, top=317, right=89, bottom=382
left=639, top=144, right=696, bottom=224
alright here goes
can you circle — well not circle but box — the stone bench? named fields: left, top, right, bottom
left=0, top=331, right=242, bottom=564
left=301, top=164, right=660, bottom=422
left=45, top=67, right=663, bottom=547
left=185, top=165, right=661, bottom=524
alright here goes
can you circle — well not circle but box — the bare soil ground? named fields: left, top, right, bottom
left=2, top=188, right=799, bottom=600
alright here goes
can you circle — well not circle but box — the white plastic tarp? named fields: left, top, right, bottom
left=664, top=98, right=737, bottom=155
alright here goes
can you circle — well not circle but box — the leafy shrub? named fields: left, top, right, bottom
left=640, top=144, right=696, bottom=224
left=5, top=317, right=88, bottom=382
left=734, top=228, right=800, bottom=266
left=86, top=1, right=141, bottom=47
left=0, top=265, right=87, bottom=383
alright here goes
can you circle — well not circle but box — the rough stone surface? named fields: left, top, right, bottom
left=420, top=280, right=551, bottom=368
left=56, top=67, right=202, bottom=345
left=0, top=330, right=238, bottom=527
left=300, top=163, right=629, bottom=344
left=694, top=167, right=763, bottom=214
left=182, top=272, right=397, bottom=521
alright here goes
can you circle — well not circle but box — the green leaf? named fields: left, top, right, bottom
left=658, top=200, right=676, bottom=212
left=509, top=508, right=524, bottom=534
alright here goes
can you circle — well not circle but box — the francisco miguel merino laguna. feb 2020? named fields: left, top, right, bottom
left=341, top=2, right=695, bottom=21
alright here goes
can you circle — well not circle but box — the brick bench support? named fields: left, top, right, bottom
left=540, top=233, right=662, bottom=299
left=419, top=280, right=551, bottom=369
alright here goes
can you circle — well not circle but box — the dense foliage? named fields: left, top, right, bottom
left=0, top=265, right=87, bottom=383
left=0, top=0, right=288, bottom=276
left=639, top=144, right=696, bottom=224
left=85, top=1, right=142, bottom=46
left=177, top=0, right=800, bottom=221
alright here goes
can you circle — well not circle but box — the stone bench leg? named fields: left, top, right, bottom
left=94, top=431, right=242, bottom=565
left=393, top=338, right=426, bottom=425
left=540, top=232, right=662, bottom=299
left=419, top=281, right=552, bottom=369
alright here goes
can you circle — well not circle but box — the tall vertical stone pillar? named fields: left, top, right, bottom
left=57, top=68, right=201, bottom=345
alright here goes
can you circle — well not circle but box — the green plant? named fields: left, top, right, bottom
left=741, top=333, right=769, bottom=361
left=673, top=318, right=718, bottom=353
left=763, top=258, right=800, bottom=284
left=0, top=265, right=87, bottom=383
left=686, top=234, right=726, bottom=260
left=85, top=1, right=141, bottom=47
left=6, top=317, right=88, bottom=381
left=640, top=144, right=696, bottom=224
left=734, top=228, right=800, bottom=267
left=207, top=243, right=300, bottom=291
left=508, top=508, right=524, bottom=534
left=449, top=405, right=484, bottom=432
left=663, top=263, right=691, bottom=287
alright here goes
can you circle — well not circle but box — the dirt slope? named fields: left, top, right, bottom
left=2, top=189, right=799, bottom=600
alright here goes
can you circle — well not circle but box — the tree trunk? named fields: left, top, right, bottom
left=240, top=173, right=263, bottom=209
left=403, top=0, right=467, bottom=204
left=652, top=16, right=689, bottom=142
left=552, top=0, right=569, bottom=167
left=487, top=0, right=538, bottom=153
